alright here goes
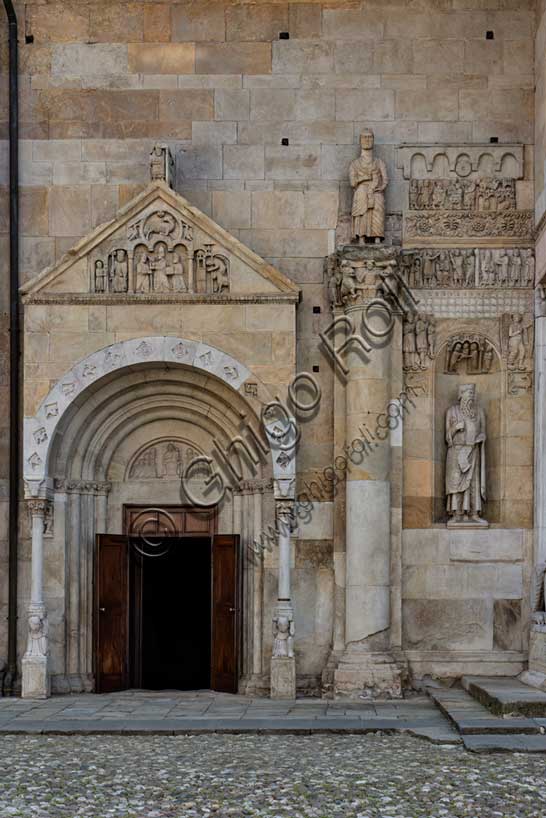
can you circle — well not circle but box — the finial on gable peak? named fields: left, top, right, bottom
left=150, top=144, right=175, bottom=189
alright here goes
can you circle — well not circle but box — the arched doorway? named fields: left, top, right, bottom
left=22, top=338, right=293, bottom=698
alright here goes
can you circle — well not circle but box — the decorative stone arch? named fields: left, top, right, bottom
left=21, top=336, right=296, bottom=700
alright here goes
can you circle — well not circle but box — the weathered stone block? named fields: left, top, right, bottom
left=144, top=4, right=171, bottom=42
left=89, top=3, right=144, bottom=43
left=128, top=44, right=195, bottom=75
left=178, top=146, right=223, bottom=179
left=396, top=88, right=459, bottom=121
left=196, top=43, right=272, bottom=75
left=224, top=145, right=265, bottom=180
left=48, top=185, right=90, bottom=238
left=159, top=89, right=213, bottom=121
left=322, top=9, right=384, bottom=40
left=464, top=40, right=503, bottom=75
left=28, top=4, right=89, bottom=43
left=334, top=42, right=374, bottom=74
left=493, top=600, right=522, bottom=651
left=21, top=187, right=49, bottom=237
left=51, top=44, right=128, bottom=77
left=212, top=191, right=251, bottom=229
left=172, top=2, right=226, bottom=42
left=460, top=88, right=533, bottom=121
left=265, top=146, right=321, bottom=180
left=251, top=190, right=304, bottom=229
left=270, top=656, right=296, bottom=699
left=373, top=40, right=413, bottom=73
left=239, top=228, right=329, bottom=258
left=226, top=4, right=288, bottom=42
left=304, top=191, right=339, bottom=229
left=289, top=4, right=322, bottom=39
left=335, top=89, right=395, bottom=121
left=272, top=40, right=334, bottom=74
left=412, top=40, right=465, bottom=74
left=214, top=89, right=250, bottom=121
left=402, top=599, right=493, bottom=651
left=504, top=40, right=534, bottom=75
left=192, top=121, right=237, bottom=145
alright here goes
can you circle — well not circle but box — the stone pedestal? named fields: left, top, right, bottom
left=522, top=628, right=546, bottom=689
left=271, top=657, right=296, bottom=700
left=21, top=655, right=50, bottom=699
left=333, top=651, right=403, bottom=699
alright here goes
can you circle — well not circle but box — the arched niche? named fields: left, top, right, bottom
left=432, top=332, right=503, bottom=525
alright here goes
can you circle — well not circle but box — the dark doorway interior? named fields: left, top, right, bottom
left=138, top=537, right=211, bottom=690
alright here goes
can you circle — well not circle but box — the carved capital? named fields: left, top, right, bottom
left=27, top=499, right=49, bottom=518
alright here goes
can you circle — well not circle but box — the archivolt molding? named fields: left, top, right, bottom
left=23, top=335, right=271, bottom=494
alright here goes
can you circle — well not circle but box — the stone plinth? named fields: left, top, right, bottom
left=333, top=652, right=403, bottom=700
left=270, top=657, right=296, bottom=699
left=22, top=656, right=50, bottom=700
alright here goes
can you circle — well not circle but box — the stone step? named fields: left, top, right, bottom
left=427, top=687, right=541, bottom=735
left=463, top=734, right=546, bottom=754
left=462, top=675, right=546, bottom=717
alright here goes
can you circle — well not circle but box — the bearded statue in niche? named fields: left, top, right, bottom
left=445, top=383, right=488, bottom=528
left=349, top=130, right=388, bottom=244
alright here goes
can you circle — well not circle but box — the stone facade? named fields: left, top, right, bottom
left=0, top=0, right=542, bottom=697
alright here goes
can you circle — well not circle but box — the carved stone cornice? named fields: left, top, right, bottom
left=54, top=478, right=112, bottom=495
left=22, top=293, right=300, bottom=306
left=404, top=210, right=533, bottom=244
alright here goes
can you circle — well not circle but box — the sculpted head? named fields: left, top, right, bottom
left=360, top=129, right=374, bottom=152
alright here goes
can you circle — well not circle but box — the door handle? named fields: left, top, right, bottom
left=228, top=607, right=236, bottom=613
left=99, top=607, right=106, bottom=612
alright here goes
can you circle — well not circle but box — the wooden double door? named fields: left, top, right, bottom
left=94, top=506, right=240, bottom=694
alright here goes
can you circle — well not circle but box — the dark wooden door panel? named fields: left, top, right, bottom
left=95, top=534, right=129, bottom=693
left=211, top=534, right=239, bottom=694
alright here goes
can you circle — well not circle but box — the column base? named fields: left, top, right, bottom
left=333, top=651, right=404, bottom=700
left=21, top=655, right=50, bottom=699
left=270, top=656, right=296, bottom=700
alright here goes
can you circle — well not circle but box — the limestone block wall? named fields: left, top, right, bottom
left=0, top=0, right=538, bottom=685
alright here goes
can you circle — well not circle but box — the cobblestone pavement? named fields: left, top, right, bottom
left=1, top=733, right=545, bottom=818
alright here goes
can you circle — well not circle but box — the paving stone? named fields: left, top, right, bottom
left=1, top=733, right=545, bottom=815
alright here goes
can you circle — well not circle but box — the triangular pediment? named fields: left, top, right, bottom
left=21, top=181, right=299, bottom=302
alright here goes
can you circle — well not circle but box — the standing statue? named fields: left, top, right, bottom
left=349, top=130, right=388, bottom=244
left=445, top=384, right=487, bottom=526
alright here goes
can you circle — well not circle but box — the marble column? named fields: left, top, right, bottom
left=330, top=248, right=403, bottom=698
left=270, top=499, right=296, bottom=699
left=22, top=499, right=51, bottom=699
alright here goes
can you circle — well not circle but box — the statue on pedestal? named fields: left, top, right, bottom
left=272, top=614, right=295, bottom=659
left=445, top=383, right=488, bottom=527
left=349, top=130, right=388, bottom=244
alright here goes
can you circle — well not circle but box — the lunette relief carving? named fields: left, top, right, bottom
left=128, top=440, right=202, bottom=480
left=444, top=335, right=496, bottom=375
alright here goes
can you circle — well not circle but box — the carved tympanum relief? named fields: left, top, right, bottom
left=91, top=207, right=230, bottom=296
left=409, top=179, right=516, bottom=212
left=127, top=440, right=203, bottom=480
left=400, top=248, right=534, bottom=289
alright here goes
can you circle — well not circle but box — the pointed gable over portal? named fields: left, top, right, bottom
left=21, top=181, right=300, bottom=303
